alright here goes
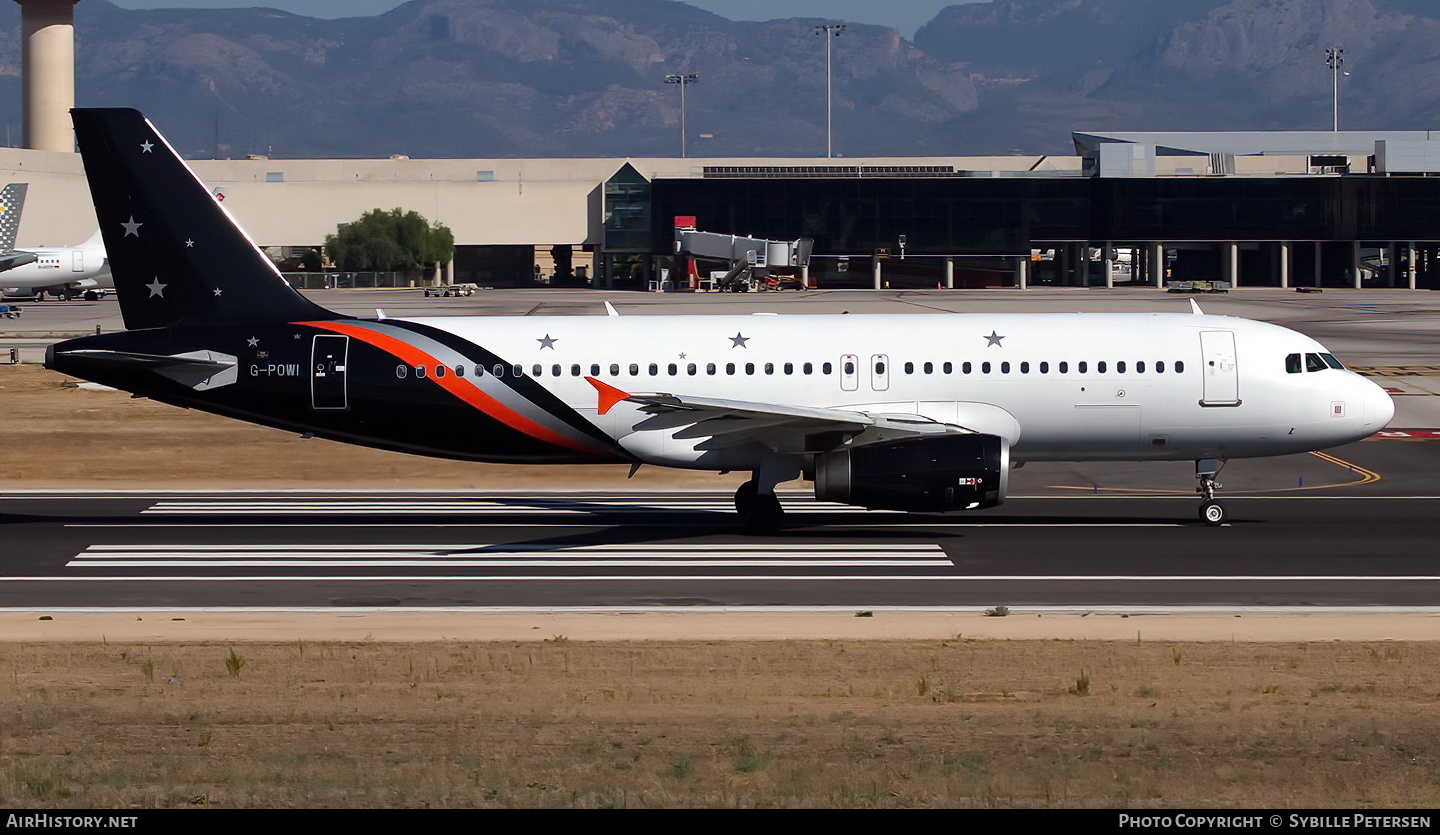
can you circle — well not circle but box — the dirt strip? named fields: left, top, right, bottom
left=2, top=611, right=1438, bottom=643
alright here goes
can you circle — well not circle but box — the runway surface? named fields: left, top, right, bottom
left=4, top=480, right=1438, bottom=611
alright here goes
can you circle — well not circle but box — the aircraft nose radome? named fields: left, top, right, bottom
left=1365, top=378, right=1395, bottom=429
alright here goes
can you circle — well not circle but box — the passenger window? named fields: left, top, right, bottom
left=456, top=366, right=465, bottom=378
left=707, top=363, right=716, bottom=375
left=1019, top=362, right=1029, bottom=374
left=823, top=362, right=833, bottom=375
left=416, top=365, right=427, bottom=379
left=1305, top=353, right=1327, bottom=372
left=923, top=362, right=933, bottom=374
left=1154, top=361, right=1164, bottom=374
left=1078, top=361, right=1087, bottom=374
left=904, top=361, right=914, bottom=374
left=649, top=364, right=659, bottom=376
left=396, top=365, right=408, bottom=379
left=590, top=364, right=600, bottom=376
left=841, top=361, right=853, bottom=375
left=687, top=363, right=697, bottom=375
left=436, top=365, right=447, bottom=378
left=875, top=361, right=886, bottom=375
left=610, top=363, right=621, bottom=376
left=1136, top=361, right=1145, bottom=374
left=783, top=362, right=793, bottom=375
left=1000, top=362, right=1010, bottom=374
left=475, top=365, right=485, bottom=377
left=553, top=364, right=562, bottom=377
left=746, top=363, right=756, bottom=375
left=981, top=362, right=991, bottom=374
left=571, top=364, right=581, bottom=376
left=531, top=364, right=541, bottom=377
left=629, top=363, right=639, bottom=376
left=1175, top=361, right=1184, bottom=373
left=493, top=364, right=504, bottom=377
left=1058, top=361, right=1068, bottom=373
left=1097, top=361, right=1106, bottom=373
left=943, top=362, right=952, bottom=374
left=1117, top=361, right=1126, bottom=373
left=765, top=362, right=775, bottom=375
left=726, top=363, right=736, bottom=375
left=513, top=364, right=524, bottom=377
left=963, top=362, right=972, bottom=374
left=668, top=363, right=678, bottom=375
left=1039, top=362, right=1048, bottom=374
left=1321, top=353, right=1344, bottom=370
left=803, top=362, right=813, bottom=375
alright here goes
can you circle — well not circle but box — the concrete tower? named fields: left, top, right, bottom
left=15, top=0, right=82, bottom=152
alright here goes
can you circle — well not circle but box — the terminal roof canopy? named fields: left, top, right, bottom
left=1073, top=130, right=1440, bottom=157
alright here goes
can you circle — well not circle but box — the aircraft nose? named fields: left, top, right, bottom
left=1358, top=375, right=1395, bottom=431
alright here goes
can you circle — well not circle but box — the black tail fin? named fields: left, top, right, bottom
left=69, top=108, right=335, bottom=331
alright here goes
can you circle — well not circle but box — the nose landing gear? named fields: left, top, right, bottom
left=1196, top=458, right=1226, bottom=526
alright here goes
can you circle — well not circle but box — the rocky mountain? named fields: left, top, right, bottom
left=0, top=0, right=978, bottom=158
left=915, top=0, right=1440, bottom=152
left=0, top=0, right=1438, bottom=159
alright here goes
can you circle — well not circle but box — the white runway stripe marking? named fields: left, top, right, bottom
left=65, top=543, right=952, bottom=569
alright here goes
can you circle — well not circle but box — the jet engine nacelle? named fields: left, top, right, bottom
left=814, top=434, right=1008, bottom=512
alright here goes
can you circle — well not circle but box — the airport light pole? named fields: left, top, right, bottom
left=1326, top=47, right=1345, bottom=132
left=814, top=23, right=845, bottom=158
left=664, top=73, right=698, bottom=157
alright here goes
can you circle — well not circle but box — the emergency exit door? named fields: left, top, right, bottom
left=311, top=334, right=349, bottom=410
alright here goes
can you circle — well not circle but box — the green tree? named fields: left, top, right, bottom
left=325, top=208, right=454, bottom=272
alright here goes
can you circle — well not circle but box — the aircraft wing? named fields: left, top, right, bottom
left=586, top=377, right=964, bottom=453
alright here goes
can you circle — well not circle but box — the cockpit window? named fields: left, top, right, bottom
left=1285, top=353, right=1302, bottom=374
left=1321, top=353, right=1345, bottom=370
left=1305, top=353, right=1328, bottom=372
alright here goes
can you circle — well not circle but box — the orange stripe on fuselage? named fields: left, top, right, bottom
left=298, top=320, right=603, bottom=456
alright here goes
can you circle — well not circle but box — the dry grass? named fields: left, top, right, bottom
left=0, top=364, right=742, bottom=489
left=2, top=639, right=1439, bottom=808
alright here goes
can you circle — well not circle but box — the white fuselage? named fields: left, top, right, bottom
left=1, top=231, right=110, bottom=294
left=398, top=310, right=1393, bottom=469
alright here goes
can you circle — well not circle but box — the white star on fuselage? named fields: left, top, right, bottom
left=213, top=288, right=223, bottom=297
left=122, top=216, right=142, bottom=237
left=246, top=337, right=259, bottom=347
left=730, top=333, right=750, bottom=348
left=984, top=330, right=1005, bottom=347
left=185, top=239, right=195, bottom=248
left=140, top=141, right=154, bottom=153
left=537, top=334, right=557, bottom=349
left=145, top=278, right=167, bottom=298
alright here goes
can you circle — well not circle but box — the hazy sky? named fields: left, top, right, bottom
left=104, top=1, right=988, bottom=39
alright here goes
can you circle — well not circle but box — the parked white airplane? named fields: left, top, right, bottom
left=47, top=108, right=1395, bottom=530
left=1, top=228, right=111, bottom=300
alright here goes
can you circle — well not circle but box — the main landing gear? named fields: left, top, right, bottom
left=1196, top=458, right=1226, bottom=526
left=735, top=480, right=784, bottom=533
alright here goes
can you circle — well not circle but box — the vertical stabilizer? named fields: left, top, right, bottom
left=69, top=108, right=335, bottom=331
left=0, top=183, right=28, bottom=252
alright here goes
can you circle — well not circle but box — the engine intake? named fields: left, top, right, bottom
left=814, top=434, right=1008, bottom=512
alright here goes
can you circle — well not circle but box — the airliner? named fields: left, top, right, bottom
left=1, top=228, right=111, bottom=301
left=45, top=109, right=1394, bottom=530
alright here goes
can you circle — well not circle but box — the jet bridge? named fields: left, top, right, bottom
left=673, top=220, right=813, bottom=291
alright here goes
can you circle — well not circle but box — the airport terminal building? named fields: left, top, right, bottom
left=6, top=128, right=1440, bottom=292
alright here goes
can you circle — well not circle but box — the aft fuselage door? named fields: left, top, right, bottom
left=71, top=251, right=84, bottom=272
left=840, top=354, right=859, bottom=392
left=311, top=334, right=350, bottom=410
left=1199, top=330, right=1240, bottom=406
left=870, top=353, right=890, bottom=392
